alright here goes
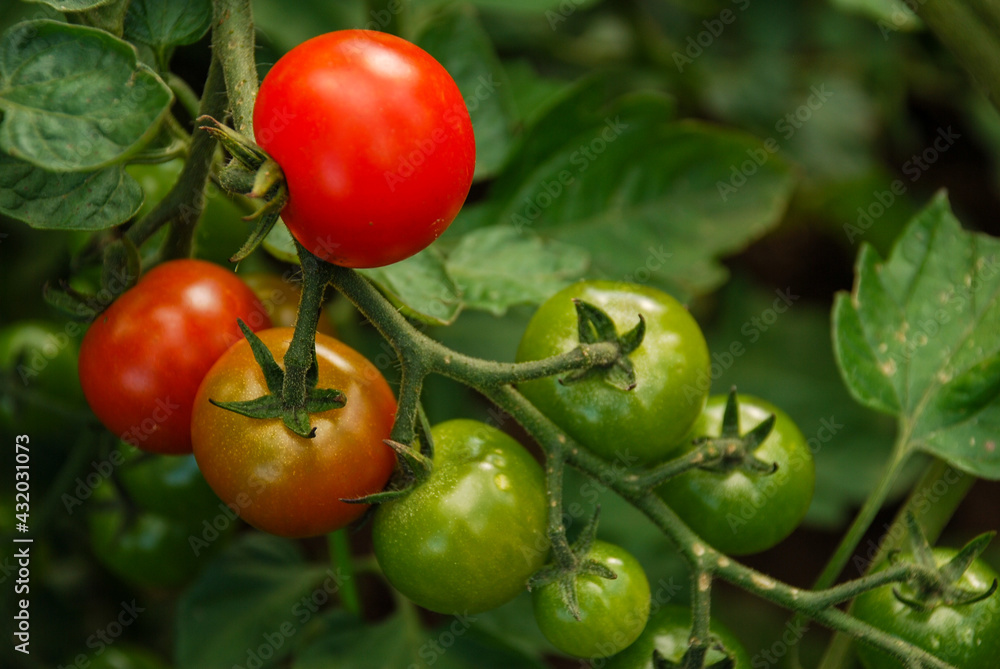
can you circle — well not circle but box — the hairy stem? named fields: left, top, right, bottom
left=212, top=0, right=259, bottom=137
left=126, top=55, right=226, bottom=255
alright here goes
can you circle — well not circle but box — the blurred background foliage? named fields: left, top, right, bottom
left=2, top=0, right=1000, bottom=667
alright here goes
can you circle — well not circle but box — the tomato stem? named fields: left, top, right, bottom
left=125, top=55, right=226, bottom=255
left=212, top=0, right=259, bottom=138
left=321, top=262, right=962, bottom=668
left=280, top=243, right=336, bottom=431
left=328, top=530, right=362, bottom=618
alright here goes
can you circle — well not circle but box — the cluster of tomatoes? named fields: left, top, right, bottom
left=6, top=26, right=997, bottom=669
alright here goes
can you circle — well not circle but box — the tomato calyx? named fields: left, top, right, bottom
left=528, top=507, right=617, bottom=620
left=560, top=299, right=646, bottom=392
left=888, top=512, right=998, bottom=611
left=198, top=115, right=288, bottom=262
left=209, top=320, right=346, bottom=438
left=688, top=388, right=779, bottom=476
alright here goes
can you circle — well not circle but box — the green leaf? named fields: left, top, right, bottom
left=124, top=0, right=213, bottom=56
left=0, top=20, right=172, bottom=171
left=481, top=83, right=795, bottom=301
left=833, top=192, right=1000, bottom=479
left=360, top=250, right=463, bottom=326
left=445, top=227, right=588, bottom=316
left=415, top=6, right=517, bottom=180
left=293, top=611, right=548, bottom=669
left=0, top=152, right=142, bottom=229
left=176, top=534, right=329, bottom=669
left=23, top=0, right=115, bottom=10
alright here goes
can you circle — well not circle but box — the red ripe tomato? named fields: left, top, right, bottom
left=253, top=29, right=476, bottom=268
left=78, top=260, right=271, bottom=454
left=191, top=328, right=397, bottom=537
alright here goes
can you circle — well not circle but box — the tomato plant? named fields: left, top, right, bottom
left=6, top=1, right=1000, bottom=667
left=531, top=540, right=651, bottom=658
left=852, top=548, right=1000, bottom=669
left=605, top=604, right=751, bottom=668
left=253, top=29, right=475, bottom=268
left=657, top=393, right=815, bottom=555
left=372, top=419, right=549, bottom=614
left=191, top=328, right=396, bottom=537
left=516, top=280, right=710, bottom=465
left=78, top=259, right=270, bottom=454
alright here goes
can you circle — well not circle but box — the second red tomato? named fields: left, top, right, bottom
left=253, top=30, right=476, bottom=268
left=78, top=260, right=270, bottom=454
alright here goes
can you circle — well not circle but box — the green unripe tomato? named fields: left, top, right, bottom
left=532, top=540, right=651, bottom=658
left=605, top=604, right=752, bottom=668
left=853, top=548, right=1000, bottom=669
left=0, top=320, right=85, bottom=441
left=373, top=419, right=549, bottom=614
left=657, top=394, right=815, bottom=555
left=87, top=448, right=232, bottom=588
left=516, top=281, right=709, bottom=466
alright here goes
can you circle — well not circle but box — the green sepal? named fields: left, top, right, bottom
left=237, top=319, right=283, bottom=394
left=526, top=506, right=613, bottom=621
left=230, top=208, right=281, bottom=264
left=340, top=439, right=433, bottom=505
left=42, top=280, right=96, bottom=320
left=720, top=387, right=740, bottom=438
left=693, top=388, right=779, bottom=476
left=303, top=387, right=347, bottom=414
left=575, top=299, right=618, bottom=344
left=940, top=531, right=996, bottom=586
left=560, top=299, right=644, bottom=391
left=250, top=158, right=285, bottom=198
left=282, top=407, right=314, bottom=439
left=891, top=513, right=999, bottom=610
left=209, top=394, right=284, bottom=420
left=198, top=116, right=268, bottom=170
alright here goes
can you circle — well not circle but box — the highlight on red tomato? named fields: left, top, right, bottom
left=191, top=328, right=397, bottom=538
left=78, top=259, right=271, bottom=454
left=253, top=29, right=476, bottom=268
